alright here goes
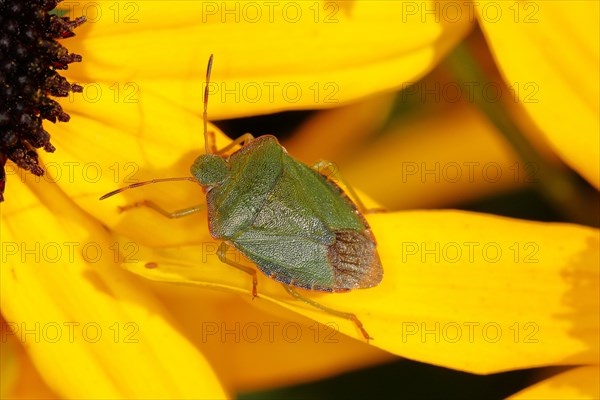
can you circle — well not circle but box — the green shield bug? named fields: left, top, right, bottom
left=101, top=55, right=383, bottom=340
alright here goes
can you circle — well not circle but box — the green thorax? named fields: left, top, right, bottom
left=205, top=135, right=366, bottom=240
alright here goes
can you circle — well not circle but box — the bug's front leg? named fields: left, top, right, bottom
left=217, top=242, right=258, bottom=298
left=311, top=160, right=386, bottom=214
left=216, top=133, right=255, bottom=155
left=281, top=284, right=372, bottom=342
left=118, top=201, right=204, bottom=219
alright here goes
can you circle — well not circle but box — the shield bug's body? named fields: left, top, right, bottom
left=101, top=55, right=383, bottom=340
left=196, top=134, right=382, bottom=292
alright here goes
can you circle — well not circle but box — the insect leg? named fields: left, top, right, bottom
left=312, top=160, right=366, bottom=210
left=281, top=284, right=372, bottom=342
left=217, top=242, right=258, bottom=298
left=310, top=160, right=373, bottom=213
left=216, top=133, right=255, bottom=155
left=118, top=201, right=204, bottom=219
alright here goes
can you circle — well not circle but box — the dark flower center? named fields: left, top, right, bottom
left=0, top=0, right=85, bottom=201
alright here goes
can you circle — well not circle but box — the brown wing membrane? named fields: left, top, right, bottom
left=328, top=229, right=383, bottom=291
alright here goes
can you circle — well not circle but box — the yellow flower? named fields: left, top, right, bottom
left=1, top=1, right=598, bottom=399
left=476, top=0, right=600, bottom=189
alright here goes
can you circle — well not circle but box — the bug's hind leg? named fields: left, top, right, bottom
left=216, top=133, right=255, bottom=155
left=311, top=160, right=386, bottom=214
left=118, top=201, right=204, bottom=218
left=217, top=242, right=258, bottom=298
left=282, top=284, right=372, bottom=342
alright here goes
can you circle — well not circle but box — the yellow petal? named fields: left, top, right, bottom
left=63, top=1, right=473, bottom=117
left=339, top=96, right=522, bottom=210
left=28, top=82, right=229, bottom=248
left=284, top=92, right=397, bottom=164
left=477, top=1, right=600, bottom=188
left=365, top=211, right=599, bottom=373
left=1, top=179, right=227, bottom=398
left=119, top=210, right=599, bottom=374
left=150, top=284, right=396, bottom=392
left=510, top=366, right=600, bottom=399
left=1, top=331, right=60, bottom=399
left=0, top=326, right=20, bottom=399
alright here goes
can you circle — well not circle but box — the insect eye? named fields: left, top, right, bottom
left=190, top=154, right=228, bottom=187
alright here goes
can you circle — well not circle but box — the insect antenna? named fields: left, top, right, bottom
left=100, top=55, right=215, bottom=201
left=203, top=54, right=214, bottom=155
left=99, top=177, right=197, bottom=200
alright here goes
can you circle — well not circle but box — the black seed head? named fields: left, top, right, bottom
left=0, top=0, right=85, bottom=202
